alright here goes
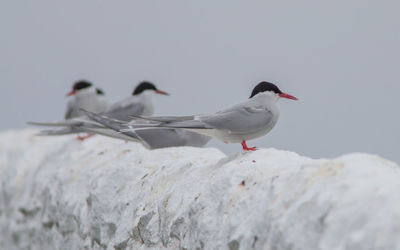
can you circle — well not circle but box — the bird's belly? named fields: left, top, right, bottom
left=185, top=125, right=274, bottom=144
left=212, top=118, right=278, bottom=143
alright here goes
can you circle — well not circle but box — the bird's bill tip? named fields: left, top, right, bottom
left=279, top=93, right=298, bottom=100
left=66, top=90, right=77, bottom=96
left=156, top=90, right=169, bottom=96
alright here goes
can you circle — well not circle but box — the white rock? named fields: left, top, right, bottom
left=0, top=129, right=399, bottom=250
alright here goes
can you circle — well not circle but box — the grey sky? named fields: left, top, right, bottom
left=1, top=1, right=399, bottom=163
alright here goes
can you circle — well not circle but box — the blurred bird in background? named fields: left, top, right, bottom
left=28, top=80, right=212, bottom=148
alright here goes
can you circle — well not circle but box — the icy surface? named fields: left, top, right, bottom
left=1, top=129, right=400, bottom=250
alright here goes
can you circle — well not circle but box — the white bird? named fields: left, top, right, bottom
left=31, top=80, right=211, bottom=149
left=29, top=81, right=170, bottom=141
left=122, top=81, right=298, bottom=151
left=28, top=80, right=109, bottom=140
left=65, top=80, right=109, bottom=119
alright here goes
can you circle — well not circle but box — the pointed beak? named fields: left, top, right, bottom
left=156, top=90, right=169, bottom=96
left=66, top=90, right=77, bottom=96
left=279, top=93, right=298, bottom=100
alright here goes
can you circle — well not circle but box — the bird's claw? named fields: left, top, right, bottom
left=77, top=134, right=92, bottom=141
left=244, top=147, right=257, bottom=151
left=241, top=141, right=257, bottom=151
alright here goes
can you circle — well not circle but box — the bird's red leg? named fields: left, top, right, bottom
left=77, top=134, right=92, bottom=141
left=241, top=141, right=257, bottom=151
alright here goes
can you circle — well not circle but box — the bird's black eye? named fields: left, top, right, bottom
left=133, top=81, right=157, bottom=95
left=96, top=88, right=105, bottom=95
left=249, top=81, right=282, bottom=98
left=73, top=80, right=92, bottom=90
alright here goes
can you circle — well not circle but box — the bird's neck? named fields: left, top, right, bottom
left=138, top=91, right=156, bottom=116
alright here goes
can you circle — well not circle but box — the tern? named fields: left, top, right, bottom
left=122, top=81, right=297, bottom=151
left=29, top=81, right=176, bottom=143
left=65, top=80, right=109, bottom=119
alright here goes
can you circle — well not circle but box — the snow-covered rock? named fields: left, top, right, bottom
left=0, top=129, right=399, bottom=250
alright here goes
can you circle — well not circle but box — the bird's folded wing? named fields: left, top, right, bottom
left=200, top=107, right=273, bottom=133
left=36, top=127, right=81, bottom=136
left=104, top=102, right=144, bottom=121
left=127, top=108, right=272, bottom=132
left=27, top=119, right=86, bottom=127
left=83, top=110, right=143, bottom=140
left=80, top=127, right=139, bottom=142
left=127, top=115, right=195, bottom=123
left=84, top=110, right=125, bottom=129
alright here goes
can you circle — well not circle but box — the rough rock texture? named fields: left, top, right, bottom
left=0, top=129, right=399, bottom=250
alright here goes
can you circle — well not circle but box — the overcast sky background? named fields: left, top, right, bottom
left=1, top=1, right=399, bottom=163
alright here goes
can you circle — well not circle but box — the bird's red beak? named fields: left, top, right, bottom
left=279, top=93, right=298, bottom=100
left=66, top=90, right=77, bottom=96
left=156, top=90, right=169, bottom=96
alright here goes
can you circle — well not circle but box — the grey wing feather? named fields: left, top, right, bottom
left=84, top=110, right=125, bottom=129
left=127, top=115, right=210, bottom=129
left=199, top=107, right=273, bottom=133
left=27, top=119, right=85, bottom=127
left=146, top=107, right=272, bottom=131
left=37, top=127, right=82, bottom=136
left=80, top=127, right=139, bottom=142
left=83, top=110, right=141, bottom=140
left=83, top=110, right=211, bottom=148
left=104, top=103, right=144, bottom=121
left=127, top=115, right=195, bottom=123
left=161, top=119, right=213, bottom=129
left=35, top=121, right=105, bottom=136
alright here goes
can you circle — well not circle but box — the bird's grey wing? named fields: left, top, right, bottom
left=27, top=119, right=85, bottom=127
left=152, top=118, right=213, bottom=129
left=127, top=115, right=195, bottom=123
left=83, top=110, right=142, bottom=140
left=104, top=102, right=145, bottom=121
left=36, top=127, right=82, bottom=136
left=128, top=114, right=211, bottom=128
left=34, top=120, right=105, bottom=136
left=199, top=107, right=274, bottom=134
left=84, top=110, right=128, bottom=129
left=83, top=110, right=211, bottom=148
left=142, top=107, right=272, bottom=133
left=83, top=110, right=209, bottom=148
left=80, top=127, right=139, bottom=142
